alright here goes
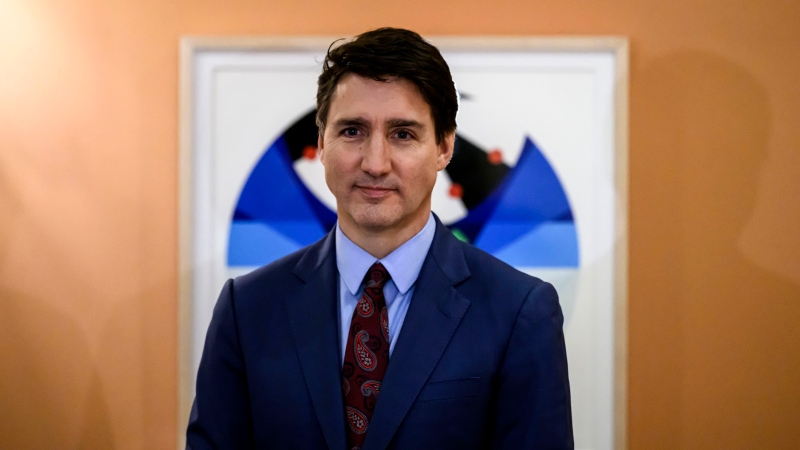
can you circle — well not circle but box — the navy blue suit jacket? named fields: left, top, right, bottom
left=187, top=217, right=573, bottom=449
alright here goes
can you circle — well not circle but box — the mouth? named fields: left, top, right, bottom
left=355, top=185, right=394, bottom=199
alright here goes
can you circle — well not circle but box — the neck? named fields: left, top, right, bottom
left=338, top=212, right=430, bottom=259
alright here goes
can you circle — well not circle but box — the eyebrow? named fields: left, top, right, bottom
left=386, top=118, right=425, bottom=129
left=333, top=117, right=369, bottom=128
left=332, top=117, right=426, bottom=129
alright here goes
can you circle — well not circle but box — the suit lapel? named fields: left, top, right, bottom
left=364, top=218, right=472, bottom=450
left=285, top=232, right=346, bottom=450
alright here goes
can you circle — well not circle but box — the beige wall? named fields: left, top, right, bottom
left=1, top=0, right=798, bottom=448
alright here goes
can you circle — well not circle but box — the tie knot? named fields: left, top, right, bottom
left=365, top=263, right=390, bottom=289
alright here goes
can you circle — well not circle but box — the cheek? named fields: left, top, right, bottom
left=410, top=156, right=440, bottom=183
left=323, top=156, right=353, bottom=191
left=323, top=161, right=341, bottom=189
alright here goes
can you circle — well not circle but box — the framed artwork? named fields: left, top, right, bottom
left=179, top=35, right=628, bottom=450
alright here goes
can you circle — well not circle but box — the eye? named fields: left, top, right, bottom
left=395, top=130, right=412, bottom=140
left=341, top=127, right=360, bottom=137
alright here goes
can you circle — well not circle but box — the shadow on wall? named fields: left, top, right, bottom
left=0, top=162, right=113, bottom=448
left=631, top=49, right=800, bottom=449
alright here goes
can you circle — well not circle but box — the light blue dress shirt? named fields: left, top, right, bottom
left=335, top=213, right=436, bottom=365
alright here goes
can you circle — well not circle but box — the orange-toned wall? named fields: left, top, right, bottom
left=1, top=0, right=798, bottom=448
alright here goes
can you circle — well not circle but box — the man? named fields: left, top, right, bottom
left=187, top=28, right=573, bottom=449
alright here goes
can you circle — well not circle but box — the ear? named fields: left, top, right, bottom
left=317, top=134, right=325, bottom=165
left=436, top=132, right=455, bottom=171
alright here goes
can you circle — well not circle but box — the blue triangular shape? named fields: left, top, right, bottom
left=475, top=137, right=574, bottom=253
left=234, top=137, right=320, bottom=224
left=231, top=137, right=330, bottom=248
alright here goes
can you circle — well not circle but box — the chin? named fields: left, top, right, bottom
left=349, top=205, right=405, bottom=231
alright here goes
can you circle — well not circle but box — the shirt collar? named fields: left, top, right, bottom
left=335, top=213, right=436, bottom=296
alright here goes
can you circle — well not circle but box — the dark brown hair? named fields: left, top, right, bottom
left=316, top=27, right=458, bottom=144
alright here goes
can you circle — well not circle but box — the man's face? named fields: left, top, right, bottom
left=319, top=73, right=454, bottom=238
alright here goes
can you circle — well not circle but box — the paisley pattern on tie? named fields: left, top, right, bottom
left=354, top=330, right=377, bottom=371
left=345, top=406, right=368, bottom=434
left=356, top=294, right=374, bottom=317
left=342, top=263, right=390, bottom=450
left=360, top=380, right=381, bottom=397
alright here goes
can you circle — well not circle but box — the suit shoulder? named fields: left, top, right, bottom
left=230, top=235, right=331, bottom=296
left=457, top=239, right=545, bottom=289
left=236, top=249, right=300, bottom=281
left=445, top=237, right=561, bottom=337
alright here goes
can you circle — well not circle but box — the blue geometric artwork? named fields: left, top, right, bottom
left=228, top=110, right=578, bottom=268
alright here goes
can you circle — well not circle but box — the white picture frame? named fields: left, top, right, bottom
left=179, top=35, right=628, bottom=450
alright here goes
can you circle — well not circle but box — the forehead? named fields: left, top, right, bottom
left=328, top=73, right=432, bottom=123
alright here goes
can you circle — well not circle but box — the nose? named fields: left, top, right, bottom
left=360, top=135, right=391, bottom=176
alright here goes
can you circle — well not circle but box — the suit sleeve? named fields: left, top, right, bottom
left=186, top=279, right=255, bottom=450
left=490, top=281, right=574, bottom=449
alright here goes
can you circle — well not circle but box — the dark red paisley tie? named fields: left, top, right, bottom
left=342, top=263, right=391, bottom=450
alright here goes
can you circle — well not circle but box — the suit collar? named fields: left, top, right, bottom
left=287, top=230, right=347, bottom=449
left=426, top=213, right=471, bottom=286
left=292, top=227, right=335, bottom=282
